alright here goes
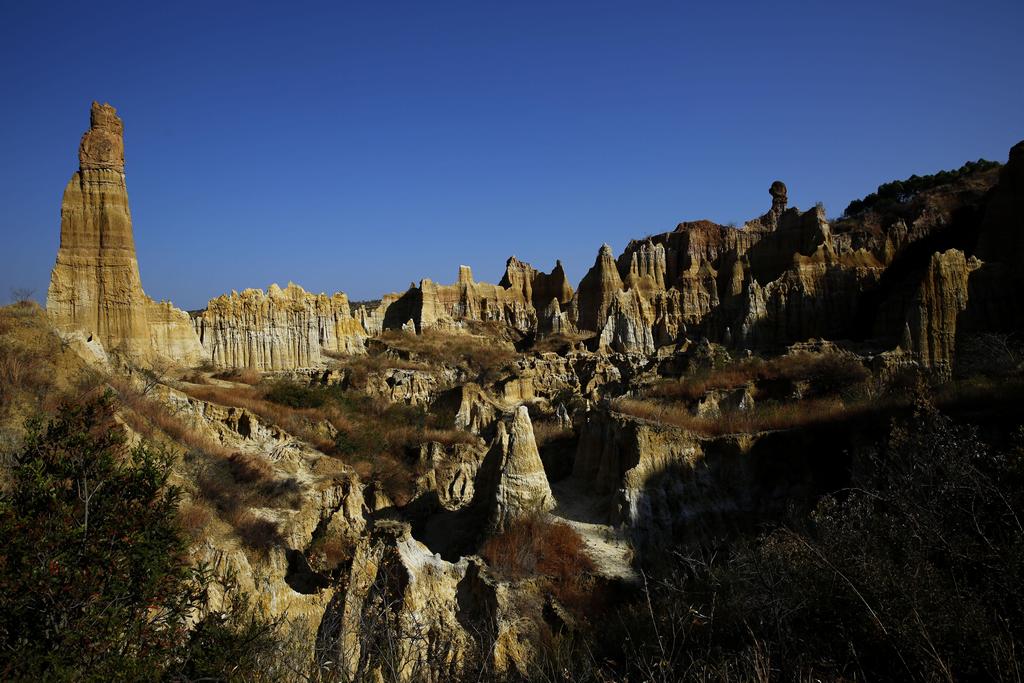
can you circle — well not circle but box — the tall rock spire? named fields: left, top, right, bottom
left=47, top=102, right=203, bottom=364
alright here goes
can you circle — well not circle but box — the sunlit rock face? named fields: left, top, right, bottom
left=359, top=258, right=574, bottom=336
left=487, top=406, right=555, bottom=531
left=192, top=283, right=367, bottom=371
left=47, top=102, right=203, bottom=365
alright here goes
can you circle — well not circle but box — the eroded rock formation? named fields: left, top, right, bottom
left=320, top=520, right=537, bottom=681
left=46, top=102, right=1024, bottom=378
left=47, top=102, right=203, bottom=365
left=487, top=406, right=555, bottom=530
left=192, top=283, right=367, bottom=370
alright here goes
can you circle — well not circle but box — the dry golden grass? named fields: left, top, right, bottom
left=482, top=515, right=594, bottom=580
left=612, top=396, right=878, bottom=436
left=211, top=367, right=263, bottom=385
left=227, top=451, right=274, bottom=484
left=179, top=383, right=335, bottom=451
left=481, top=515, right=598, bottom=615
left=177, top=500, right=214, bottom=539
left=532, top=419, right=574, bottom=447
left=108, top=376, right=234, bottom=459
left=309, top=534, right=353, bottom=570
left=0, top=303, right=64, bottom=410
left=376, top=329, right=517, bottom=380
left=179, top=379, right=476, bottom=504
left=226, top=509, right=283, bottom=554
left=647, top=352, right=869, bottom=403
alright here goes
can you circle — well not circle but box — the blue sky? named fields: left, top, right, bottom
left=2, top=1, right=1021, bottom=309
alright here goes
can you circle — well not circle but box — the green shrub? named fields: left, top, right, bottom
left=0, top=395, right=288, bottom=679
left=263, top=380, right=325, bottom=408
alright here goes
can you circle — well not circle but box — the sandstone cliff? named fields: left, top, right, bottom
left=47, top=102, right=203, bottom=365
left=363, top=258, right=574, bottom=336
left=487, top=406, right=555, bottom=530
left=192, top=283, right=367, bottom=371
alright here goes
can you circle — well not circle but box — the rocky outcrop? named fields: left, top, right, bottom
left=487, top=407, right=555, bottom=530
left=320, top=520, right=538, bottom=681
left=192, top=283, right=367, bottom=370
left=364, top=258, right=574, bottom=336
left=46, top=103, right=1023, bottom=376
left=47, top=102, right=203, bottom=365
left=575, top=244, right=625, bottom=333
left=902, top=250, right=977, bottom=370
left=572, top=407, right=864, bottom=547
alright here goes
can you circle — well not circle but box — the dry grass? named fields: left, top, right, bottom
left=482, top=516, right=594, bottom=580
left=0, top=303, right=62, bottom=409
left=179, top=379, right=477, bottom=505
left=179, top=383, right=334, bottom=451
left=647, top=352, right=869, bottom=403
left=227, top=451, right=274, bottom=484
left=530, top=332, right=594, bottom=355
left=375, top=329, right=517, bottom=381
left=212, top=367, right=263, bottom=385
left=108, top=376, right=234, bottom=459
left=532, top=419, right=574, bottom=448
left=227, top=509, right=283, bottom=554
left=177, top=500, right=214, bottom=539
left=481, top=515, right=598, bottom=615
left=308, top=534, right=354, bottom=571
left=612, top=396, right=879, bottom=436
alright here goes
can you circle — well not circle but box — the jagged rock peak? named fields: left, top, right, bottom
left=576, top=242, right=625, bottom=331
left=79, top=101, right=125, bottom=172
left=490, top=406, right=555, bottom=530
left=194, top=281, right=366, bottom=370
left=47, top=101, right=202, bottom=365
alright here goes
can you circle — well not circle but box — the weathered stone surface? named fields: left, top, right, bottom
left=364, top=258, right=573, bottom=336
left=575, top=244, right=625, bottom=333
left=47, top=102, right=203, bottom=366
left=320, top=520, right=536, bottom=681
left=193, top=283, right=367, bottom=370
left=488, top=406, right=555, bottom=530
left=78, top=101, right=125, bottom=172
left=901, top=249, right=977, bottom=370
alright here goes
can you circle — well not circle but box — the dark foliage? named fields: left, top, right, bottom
left=587, top=400, right=1024, bottom=681
left=0, top=394, right=284, bottom=680
left=843, top=159, right=999, bottom=218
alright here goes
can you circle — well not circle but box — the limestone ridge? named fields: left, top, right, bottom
left=47, top=102, right=369, bottom=371
left=46, top=102, right=203, bottom=365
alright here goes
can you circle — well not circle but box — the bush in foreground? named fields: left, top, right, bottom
left=588, top=401, right=1024, bottom=681
left=0, top=394, right=285, bottom=680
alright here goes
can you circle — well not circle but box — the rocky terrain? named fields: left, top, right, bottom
left=3, top=102, right=1023, bottom=681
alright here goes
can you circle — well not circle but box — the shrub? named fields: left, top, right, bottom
left=0, top=394, right=263, bottom=679
left=481, top=515, right=597, bottom=615
left=227, top=451, right=274, bottom=484
left=532, top=419, right=574, bottom=448
left=264, top=380, right=326, bottom=409
left=229, top=510, right=283, bottom=554
left=212, top=367, right=263, bottom=385
left=593, top=401, right=1024, bottom=681
left=177, top=500, right=214, bottom=539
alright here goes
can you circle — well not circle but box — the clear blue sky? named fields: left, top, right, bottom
left=2, top=1, right=1021, bottom=309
